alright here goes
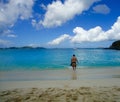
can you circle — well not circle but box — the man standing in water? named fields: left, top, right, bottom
left=71, top=54, right=78, bottom=71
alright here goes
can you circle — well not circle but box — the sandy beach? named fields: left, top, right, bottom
left=0, top=68, right=120, bottom=102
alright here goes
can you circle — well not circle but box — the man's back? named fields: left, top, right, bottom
left=71, top=56, right=77, bottom=62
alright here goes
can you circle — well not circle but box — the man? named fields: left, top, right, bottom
left=71, top=54, right=78, bottom=71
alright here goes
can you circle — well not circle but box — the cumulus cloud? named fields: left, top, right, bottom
left=71, top=26, right=105, bottom=43
left=40, top=0, right=99, bottom=28
left=48, top=34, right=71, bottom=45
left=93, top=4, right=110, bottom=14
left=48, top=16, right=120, bottom=45
left=0, top=0, right=34, bottom=36
left=106, top=16, right=120, bottom=39
left=71, top=16, right=120, bottom=43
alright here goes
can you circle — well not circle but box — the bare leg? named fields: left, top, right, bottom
left=72, top=67, right=74, bottom=71
left=74, top=67, right=76, bottom=71
left=73, top=67, right=76, bottom=71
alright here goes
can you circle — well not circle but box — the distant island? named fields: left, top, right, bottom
left=0, top=46, right=46, bottom=49
left=0, top=40, right=120, bottom=50
left=109, top=40, right=120, bottom=50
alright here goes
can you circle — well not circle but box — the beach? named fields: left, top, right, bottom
left=0, top=0, right=120, bottom=101
left=0, top=68, right=120, bottom=102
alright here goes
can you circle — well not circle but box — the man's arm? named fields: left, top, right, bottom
left=76, top=58, right=79, bottom=63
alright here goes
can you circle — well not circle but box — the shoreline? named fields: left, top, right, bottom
left=0, top=66, right=120, bottom=71
left=0, top=78, right=120, bottom=90
left=0, top=68, right=120, bottom=89
left=0, top=68, right=120, bottom=101
left=0, top=67, right=120, bottom=81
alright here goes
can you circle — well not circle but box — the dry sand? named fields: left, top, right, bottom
left=0, top=86, right=120, bottom=102
left=0, top=68, right=120, bottom=102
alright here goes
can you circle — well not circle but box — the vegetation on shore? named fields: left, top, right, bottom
left=109, top=40, right=120, bottom=50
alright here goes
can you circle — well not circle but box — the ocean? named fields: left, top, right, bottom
left=0, top=48, right=120, bottom=70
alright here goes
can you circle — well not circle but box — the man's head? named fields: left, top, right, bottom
left=73, top=54, right=75, bottom=56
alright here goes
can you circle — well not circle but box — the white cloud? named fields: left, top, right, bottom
left=49, top=16, right=120, bottom=45
left=48, top=34, right=71, bottom=45
left=31, top=19, right=37, bottom=27
left=72, top=16, right=120, bottom=43
left=71, top=16, right=120, bottom=43
left=106, top=16, right=120, bottom=39
left=31, top=19, right=42, bottom=30
left=1, top=29, right=17, bottom=37
left=28, top=43, right=40, bottom=48
left=40, top=0, right=99, bottom=28
left=40, top=3, right=47, bottom=10
left=0, top=39, right=10, bottom=46
left=7, top=34, right=17, bottom=38
left=93, top=4, right=110, bottom=14
left=71, top=26, right=105, bottom=43
left=0, top=0, right=34, bottom=35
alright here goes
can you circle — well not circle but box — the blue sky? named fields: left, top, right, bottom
left=0, top=0, right=120, bottom=48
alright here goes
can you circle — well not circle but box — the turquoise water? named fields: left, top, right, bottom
left=0, top=48, right=120, bottom=70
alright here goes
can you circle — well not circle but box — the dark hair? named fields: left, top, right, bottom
left=73, top=54, right=75, bottom=56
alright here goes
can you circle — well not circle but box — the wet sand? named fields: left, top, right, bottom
left=0, top=68, right=120, bottom=102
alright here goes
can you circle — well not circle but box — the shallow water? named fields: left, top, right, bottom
left=0, top=48, right=120, bottom=70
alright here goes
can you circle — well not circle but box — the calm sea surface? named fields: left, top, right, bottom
left=0, top=48, right=120, bottom=70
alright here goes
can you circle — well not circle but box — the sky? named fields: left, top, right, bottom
left=0, top=0, right=120, bottom=48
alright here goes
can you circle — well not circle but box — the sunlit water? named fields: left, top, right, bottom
left=0, top=48, right=120, bottom=70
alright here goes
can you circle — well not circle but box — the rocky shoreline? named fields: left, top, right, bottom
left=109, top=40, right=120, bottom=50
